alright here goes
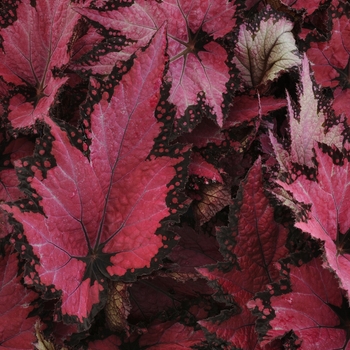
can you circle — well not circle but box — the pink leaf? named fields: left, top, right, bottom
left=1, top=26, right=187, bottom=329
left=74, top=0, right=237, bottom=127
left=0, top=0, right=81, bottom=129
left=0, top=246, right=40, bottom=349
left=306, top=2, right=350, bottom=88
left=250, top=257, right=349, bottom=349
left=276, top=145, right=350, bottom=299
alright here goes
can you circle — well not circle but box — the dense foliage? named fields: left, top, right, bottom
left=1, top=0, right=350, bottom=349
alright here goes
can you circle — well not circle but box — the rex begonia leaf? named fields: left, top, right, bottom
left=306, top=1, right=350, bottom=89
left=177, top=118, right=225, bottom=149
left=249, top=257, right=350, bottom=349
left=0, top=0, right=81, bottom=130
left=271, top=54, right=343, bottom=170
left=199, top=305, right=265, bottom=350
left=0, top=138, right=34, bottom=240
left=0, top=245, right=40, bottom=349
left=69, top=23, right=136, bottom=78
left=276, top=144, right=350, bottom=299
left=168, top=225, right=222, bottom=274
left=128, top=270, right=214, bottom=323
left=192, top=182, right=232, bottom=226
left=232, top=6, right=300, bottom=88
left=88, top=335, right=122, bottom=350
left=138, top=321, right=206, bottom=350
left=189, top=152, right=223, bottom=184
left=281, top=0, right=322, bottom=15
left=105, top=281, right=131, bottom=333
left=223, top=95, right=286, bottom=129
left=197, top=158, right=288, bottom=347
left=74, top=0, right=237, bottom=128
left=333, top=87, right=350, bottom=124
left=1, top=26, right=187, bottom=330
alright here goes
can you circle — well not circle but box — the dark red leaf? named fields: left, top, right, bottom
left=128, top=271, right=214, bottom=324
left=176, top=118, right=225, bottom=149
left=1, top=26, right=187, bottom=330
left=168, top=225, right=222, bottom=274
left=74, top=0, right=237, bottom=127
left=139, top=321, right=205, bottom=350
left=197, top=158, right=289, bottom=347
left=0, top=245, right=40, bottom=349
left=88, top=335, right=122, bottom=349
left=189, top=153, right=223, bottom=183
left=0, top=0, right=81, bottom=129
left=224, top=95, right=286, bottom=129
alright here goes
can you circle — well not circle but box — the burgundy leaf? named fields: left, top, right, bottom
left=249, top=257, right=350, bottom=349
left=189, top=152, right=223, bottom=183
left=0, top=0, right=82, bottom=129
left=276, top=144, right=350, bottom=299
left=0, top=245, right=40, bottom=349
left=232, top=6, right=300, bottom=88
left=168, top=225, right=222, bottom=274
left=197, top=158, right=289, bottom=347
left=177, top=118, right=225, bottom=149
left=224, top=95, right=286, bottom=129
left=74, top=0, right=237, bottom=127
left=128, top=271, right=214, bottom=323
left=88, top=335, right=122, bottom=349
left=139, top=321, right=205, bottom=350
left=1, top=26, right=187, bottom=330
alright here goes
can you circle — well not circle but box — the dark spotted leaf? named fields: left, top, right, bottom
left=0, top=0, right=82, bottom=130
left=232, top=6, right=300, bottom=88
left=1, top=26, right=187, bottom=330
left=74, top=0, right=238, bottom=128
left=276, top=144, right=350, bottom=299
left=197, top=158, right=289, bottom=348
left=249, top=257, right=350, bottom=350
left=270, top=54, right=343, bottom=170
left=0, top=246, right=40, bottom=349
